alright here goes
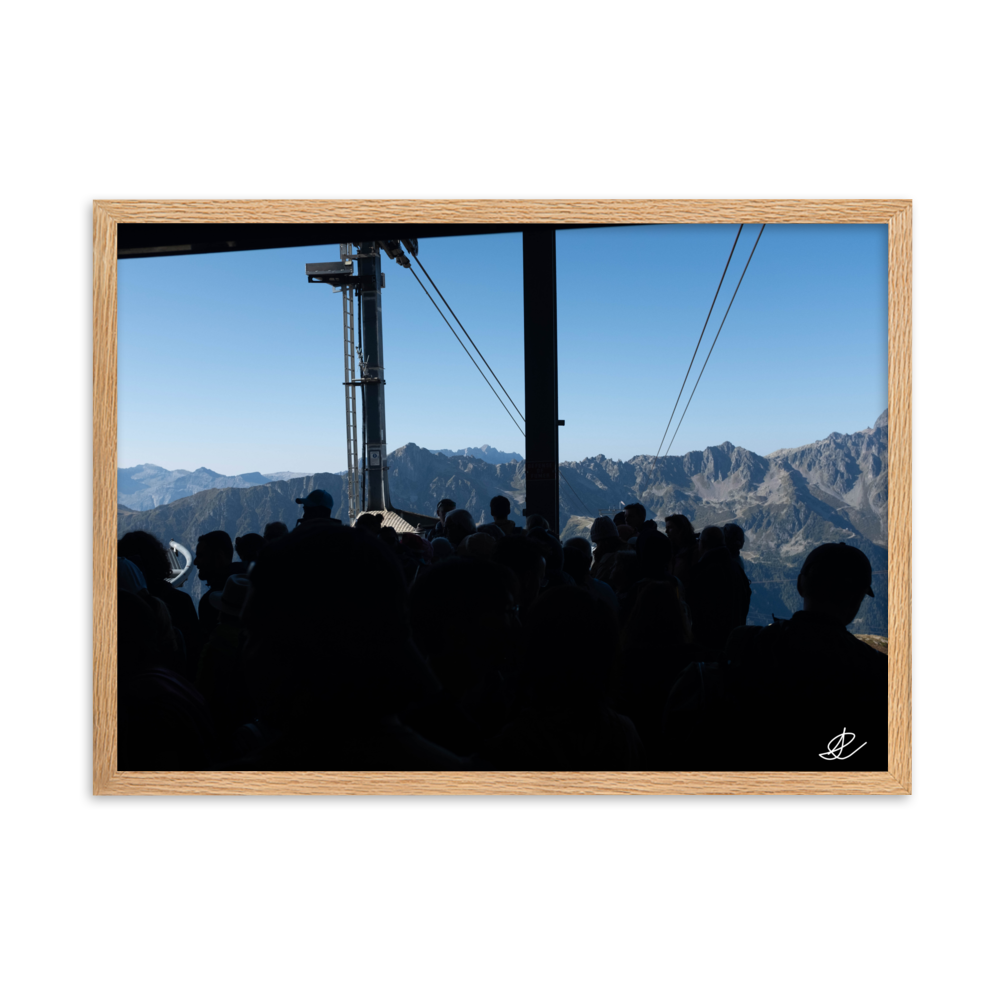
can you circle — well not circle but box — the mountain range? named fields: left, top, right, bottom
left=117, top=411, right=890, bottom=634
left=118, top=465, right=314, bottom=511
left=430, top=445, right=524, bottom=464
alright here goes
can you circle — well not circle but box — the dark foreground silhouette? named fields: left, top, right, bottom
left=116, top=516, right=888, bottom=772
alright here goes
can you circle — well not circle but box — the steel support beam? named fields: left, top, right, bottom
left=358, top=242, right=391, bottom=511
left=522, top=227, right=560, bottom=530
left=118, top=223, right=610, bottom=259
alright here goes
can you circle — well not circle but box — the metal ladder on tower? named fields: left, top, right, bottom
left=341, top=281, right=361, bottom=525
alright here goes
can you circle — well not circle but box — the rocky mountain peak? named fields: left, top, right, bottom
left=118, top=412, right=889, bottom=635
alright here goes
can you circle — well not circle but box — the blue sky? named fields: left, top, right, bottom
left=117, top=224, right=888, bottom=475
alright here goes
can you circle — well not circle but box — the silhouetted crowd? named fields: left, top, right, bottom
left=117, top=490, right=888, bottom=771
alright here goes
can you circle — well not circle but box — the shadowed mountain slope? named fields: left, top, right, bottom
left=117, top=464, right=313, bottom=510
left=118, top=411, right=889, bottom=634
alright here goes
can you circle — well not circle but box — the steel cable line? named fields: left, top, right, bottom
left=558, top=468, right=594, bottom=517
left=411, top=253, right=526, bottom=423
left=655, top=225, right=744, bottom=459
left=410, top=268, right=525, bottom=436
left=662, top=224, right=766, bottom=459
left=411, top=258, right=593, bottom=517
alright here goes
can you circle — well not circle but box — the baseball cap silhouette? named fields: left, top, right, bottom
left=295, top=489, right=334, bottom=510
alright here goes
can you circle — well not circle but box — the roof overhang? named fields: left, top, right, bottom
left=117, top=223, right=611, bottom=259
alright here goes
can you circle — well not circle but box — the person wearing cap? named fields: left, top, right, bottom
left=682, top=542, right=888, bottom=771
left=292, top=489, right=342, bottom=535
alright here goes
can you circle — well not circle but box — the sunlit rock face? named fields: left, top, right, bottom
left=117, top=412, right=889, bottom=634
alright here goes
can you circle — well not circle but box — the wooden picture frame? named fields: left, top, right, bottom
left=94, top=199, right=912, bottom=795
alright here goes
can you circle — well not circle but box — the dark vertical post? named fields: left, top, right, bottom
left=358, top=242, right=391, bottom=510
left=522, top=227, right=559, bottom=530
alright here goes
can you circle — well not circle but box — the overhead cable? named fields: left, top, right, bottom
left=410, top=268, right=525, bottom=436
left=410, top=254, right=593, bottom=518
left=662, top=225, right=766, bottom=459
left=411, top=253, right=526, bottom=423
left=559, top=469, right=594, bottom=517
left=655, top=225, right=744, bottom=459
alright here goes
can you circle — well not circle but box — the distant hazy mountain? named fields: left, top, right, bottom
left=431, top=445, right=524, bottom=464
left=117, top=464, right=312, bottom=510
left=261, top=471, right=314, bottom=483
left=117, top=412, right=889, bottom=634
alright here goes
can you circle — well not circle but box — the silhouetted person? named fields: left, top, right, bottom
left=263, top=521, right=289, bottom=544
left=527, top=528, right=573, bottom=591
left=426, top=498, right=456, bottom=540
left=562, top=538, right=619, bottom=616
left=459, top=531, right=497, bottom=559
left=686, top=525, right=742, bottom=654
left=489, top=495, right=517, bottom=535
left=197, top=574, right=253, bottom=734
left=294, top=489, right=336, bottom=530
left=723, top=522, right=752, bottom=626
left=664, top=542, right=887, bottom=771
left=119, top=530, right=202, bottom=679
left=444, top=508, right=476, bottom=547
left=404, top=558, right=519, bottom=756
left=635, top=528, right=673, bottom=582
left=398, top=532, right=434, bottom=583
left=562, top=536, right=593, bottom=562
left=605, top=551, right=643, bottom=614
left=354, top=512, right=383, bottom=536
left=430, top=537, right=455, bottom=563
left=193, top=530, right=237, bottom=647
left=492, top=535, right=547, bottom=617
left=613, top=527, right=678, bottom=628
left=613, top=511, right=627, bottom=527
left=664, top=514, right=698, bottom=590
left=397, top=531, right=433, bottom=565
left=590, top=516, right=624, bottom=578
left=234, top=532, right=265, bottom=572
left=618, top=579, right=706, bottom=757
left=118, top=588, right=218, bottom=769
left=377, top=525, right=420, bottom=582
left=525, top=514, right=549, bottom=531
left=479, top=587, right=642, bottom=769
left=117, top=557, right=186, bottom=674
left=118, top=556, right=147, bottom=596
left=235, top=523, right=461, bottom=769
left=624, top=502, right=646, bottom=532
